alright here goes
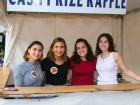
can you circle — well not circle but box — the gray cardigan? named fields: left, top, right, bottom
left=14, top=61, right=44, bottom=87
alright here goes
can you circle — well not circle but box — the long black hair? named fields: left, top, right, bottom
left=95, top=33, right=117, bottom=56
left=73, top=38, right=95, bottom=63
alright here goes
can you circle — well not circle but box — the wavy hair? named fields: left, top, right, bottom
left=23, top=41, right=44, bottom=62
left=73, top=38, right=95, bottom=63
left=95, top=33, right=117, bottom=56
left=46, top=37, right=68, bottom=62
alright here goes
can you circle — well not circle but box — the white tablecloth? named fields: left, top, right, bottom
left=0, top=89, right=140, bottom=105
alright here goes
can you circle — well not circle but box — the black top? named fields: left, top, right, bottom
left=41, top=57, right=69, bottom=85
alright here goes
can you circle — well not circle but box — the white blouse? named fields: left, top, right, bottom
left=96, top=52, right=118, bottom=85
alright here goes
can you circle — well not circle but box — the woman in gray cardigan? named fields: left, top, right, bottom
left=14, top=41, right=44, bottom=87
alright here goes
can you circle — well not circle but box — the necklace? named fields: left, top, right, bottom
left=101, top=53, right=110, bottom=62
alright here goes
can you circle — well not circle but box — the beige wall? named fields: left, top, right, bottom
left=123, top=11, right=140, bottom=82
left=1, top=0, right=140, bottom=84
left=0, top=1, right=122, bottom=84
left=9, top=14, right=122, bottom=68
left=5, top=14, right=121, bottom=85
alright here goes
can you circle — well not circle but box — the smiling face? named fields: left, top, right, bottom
left=76, top=42, right=88, bottom=59
left=52, top=42, right=65, bottom=58
left=28, top=44, right=43, bottom=61
left=99, top=36, right=109, bottom=52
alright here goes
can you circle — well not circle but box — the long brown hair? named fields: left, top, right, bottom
left=46, top=37, right=68, bottom=62
left=23, top=41, right=44, bottom=62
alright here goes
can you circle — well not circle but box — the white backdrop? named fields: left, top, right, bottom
left=2, top=1, right=138, bottom=85
left=3, top=14, right=122, bottom=84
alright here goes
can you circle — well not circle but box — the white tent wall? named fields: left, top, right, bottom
left=0, top=1, right=7, bottom=30
left=123, top=10, right=140, bottom=82
left=0, top=1, right=122, bottom=85
left=5, top=14, right=121, bottom=85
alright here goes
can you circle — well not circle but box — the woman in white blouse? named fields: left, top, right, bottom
left=95, top=33, right=140, bottom=85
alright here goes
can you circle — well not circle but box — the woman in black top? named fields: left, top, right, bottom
left=41, top=37, right=69, bottom=85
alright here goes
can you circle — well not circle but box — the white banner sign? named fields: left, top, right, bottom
left=7, top=0, right=126, bottom=15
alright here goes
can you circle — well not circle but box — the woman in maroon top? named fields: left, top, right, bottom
left=70, top=38, right=96, bottom=85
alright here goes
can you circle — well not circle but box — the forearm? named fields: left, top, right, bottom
left=124, top=69, right=140, bottom=81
